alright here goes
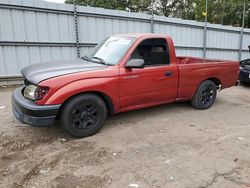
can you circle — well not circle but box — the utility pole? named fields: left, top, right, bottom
left=238, top=1, right=246, bottom=61
left=203, top=0, right=208, bottom=58
left=184, top=0, right=188, bottom=19
left=221, top=0, right=225, bottom=24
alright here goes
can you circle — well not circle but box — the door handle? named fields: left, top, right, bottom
left=165, top=71, right=173, bottom=77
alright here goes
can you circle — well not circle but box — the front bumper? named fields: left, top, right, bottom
left=12, top=87, right=61, bottom=127
left=239, top=69, right=250, bottom=83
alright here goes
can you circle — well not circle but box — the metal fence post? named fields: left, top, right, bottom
left=74, top=2, right=80, bottom=58
left=150, top=14, right=154, bottom=33
left=150, top=0, right=154, bottom=33
left=238, top=30, right=244, bottom=61
left=203, top=0, right=208, bottom=58
left=238, top=2, right=246, bottom=61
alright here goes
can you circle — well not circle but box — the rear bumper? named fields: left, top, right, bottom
left=12, top=87, right=61, bottom=127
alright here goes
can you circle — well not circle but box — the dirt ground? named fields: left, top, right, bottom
left=0, top=85, right=250, bottom=188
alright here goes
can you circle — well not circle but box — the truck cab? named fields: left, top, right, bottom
left=119, top=35, right=179, bottom=111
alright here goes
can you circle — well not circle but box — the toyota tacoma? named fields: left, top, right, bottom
left=12, top=34, right=239, bottom=138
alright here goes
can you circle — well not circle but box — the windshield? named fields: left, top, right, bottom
left=86, top=37, right=136, bottom=65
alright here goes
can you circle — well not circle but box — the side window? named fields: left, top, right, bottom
left=130, top=38, right=170, bottom=66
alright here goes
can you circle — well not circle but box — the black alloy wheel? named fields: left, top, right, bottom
left=60, top=94, right=107, bottom=138
left=200, top=86, right=214, bottom=105
left=191, top=80, right=217, bottom=110
left=72, top=104, right=99, bottom=130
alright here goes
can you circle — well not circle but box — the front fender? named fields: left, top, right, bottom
left=44, top=77, right=120, bottom=112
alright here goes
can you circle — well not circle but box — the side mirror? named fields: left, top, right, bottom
left=125, top=59, right=145, bottom=69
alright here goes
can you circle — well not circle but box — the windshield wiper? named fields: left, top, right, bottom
left=81, top=55, right=89, bottom=61
left=91, top=56, right=112, bottom=66
left=82, top=55, right=112, bottom=66
left=92, top=56, right=106, bottom=64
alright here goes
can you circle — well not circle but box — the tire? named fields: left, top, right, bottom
left=191, top=80, right=217, bottom=110
left=60, top=94, right=107, bottom=138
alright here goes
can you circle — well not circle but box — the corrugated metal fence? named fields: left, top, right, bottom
left=0, top=0, right=249, bottom=78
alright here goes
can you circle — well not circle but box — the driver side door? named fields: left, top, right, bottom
left=119, top=38, right=178, bottom=112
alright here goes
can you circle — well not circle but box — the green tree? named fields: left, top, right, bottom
left=65, top=0, right=151, bottom=12
left=193, top=0, right=249, bottom=27
left=65, top=0, right=250, bottom=28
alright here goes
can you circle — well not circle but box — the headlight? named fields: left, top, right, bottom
left=24, top=85, right=37, bottom=100
left=23, top=85, right=49, bottom=101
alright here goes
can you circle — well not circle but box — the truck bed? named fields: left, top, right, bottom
left=177, top=56, right=237, bottom=64
left=176, top=56, right=239, bottom=101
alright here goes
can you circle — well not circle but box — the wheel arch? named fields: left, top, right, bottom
left=206, top=77, right=222, bottom=89
left=57, top=91, right=115, bottom=119
left=192, top=77, right=221, bottom=100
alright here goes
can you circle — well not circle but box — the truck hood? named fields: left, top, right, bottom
left=21, top=59, right=107, bottom=84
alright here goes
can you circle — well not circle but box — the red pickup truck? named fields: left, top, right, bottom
left=12, top=33, right=239, bottom=138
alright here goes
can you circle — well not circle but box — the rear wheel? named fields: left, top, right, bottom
left=60, top=94, right=107, bottom=138
left=191, top=80, right=217, bottom=110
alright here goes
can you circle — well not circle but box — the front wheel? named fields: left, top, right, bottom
left=191, top=80, right=217, bottom=110
left=60, top=94, right=107, bottom=138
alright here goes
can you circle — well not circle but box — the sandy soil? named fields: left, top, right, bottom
left=0, top=85, right=250, bottom=188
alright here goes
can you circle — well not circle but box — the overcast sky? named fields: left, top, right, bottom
left=44, top=0, right=65, bottom=3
